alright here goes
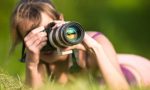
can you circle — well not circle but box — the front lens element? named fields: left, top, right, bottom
left=65, top=27, right=78, bottom=42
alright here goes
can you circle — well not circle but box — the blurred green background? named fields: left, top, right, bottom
left=0, top=0, right=150, bottom=76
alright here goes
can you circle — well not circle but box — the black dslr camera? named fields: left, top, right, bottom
left=41, top=21, right=85, bottom=55
left=20, top=21, right=85, bottom=62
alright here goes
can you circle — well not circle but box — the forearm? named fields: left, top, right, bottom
left=25, top=65, right=43, bottom=88
left=92, top=45, right=130, bottom=90
left=25, top=53, right=43, bottom=88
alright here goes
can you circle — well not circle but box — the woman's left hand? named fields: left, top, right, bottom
left=64, top=33, right=99, bottom=51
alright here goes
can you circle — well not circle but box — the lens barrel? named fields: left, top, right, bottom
left=41, top=22, right=85, bottom=51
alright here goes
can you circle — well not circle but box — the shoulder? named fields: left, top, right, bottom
left=86, top=31, right=108, bottom=41
left=86, top=31, right=102, bottom=38
left=86, top=31, right=114, bottom=47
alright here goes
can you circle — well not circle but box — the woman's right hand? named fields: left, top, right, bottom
left=24, top=26, right=47, bottom=66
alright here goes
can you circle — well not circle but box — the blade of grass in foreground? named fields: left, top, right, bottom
left=0, top=68, right=24, bottom=90
left=0, top=68, right=149, bottom=90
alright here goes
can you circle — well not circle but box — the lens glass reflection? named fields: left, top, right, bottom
left=65, top=27, right=78, bottom=42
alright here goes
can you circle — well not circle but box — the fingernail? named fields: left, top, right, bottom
left=38, top=26, right=44, bottom=30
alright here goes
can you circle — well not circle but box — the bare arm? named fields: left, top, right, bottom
left=84, top=32, right=130, bottom=90
left=24, top=26, right=47, bottom=88
left=25, top=53, right=46, bottom=88
left=86, top=32, right=123, bottom=74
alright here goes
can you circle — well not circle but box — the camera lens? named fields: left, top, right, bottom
left=62, top=22, right=84, bottom=45
left=65, top=27, right=78, bottom=42
left=41, top=22, right=85, bottom=51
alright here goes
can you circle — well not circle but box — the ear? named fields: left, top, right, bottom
left=59, top=13, right=64, bottom=21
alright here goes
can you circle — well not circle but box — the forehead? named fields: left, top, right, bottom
left=40, top=12, right=54, bottom=27
left=20, top=12, right=54, bottom=38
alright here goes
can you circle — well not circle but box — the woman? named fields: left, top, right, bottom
left=10, top=0, right=150, bottom=89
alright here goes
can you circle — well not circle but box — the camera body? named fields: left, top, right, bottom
left=41, top=21, right=85, bottom=55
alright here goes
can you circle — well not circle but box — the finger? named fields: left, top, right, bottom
left=75, top=44, right=86, bottom=50
left=28, top=38, right=41, bottom=50
left=25, top=32, right=47, bottom=51
left=32, top=34, right=47, bottom=47
left=36, top=36, right=48, bottom=50
left=52, top=21, right=66, bottom=30
left=83, top=33, right=99, bottom=48
left=38, top=31, right=47, bottom=37
left=37, top=41, right=47, bottom=50
left=24, top=26, right=45, bottom=41
left=25, top=31, right=47, bottom=47
left=63, top=44, right=86, bottom=51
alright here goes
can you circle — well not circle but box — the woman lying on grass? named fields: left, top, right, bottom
left=10, top=0, right=150, bottom=89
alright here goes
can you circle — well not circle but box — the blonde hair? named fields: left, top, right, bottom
left=10, top=2, right=60, bottom=52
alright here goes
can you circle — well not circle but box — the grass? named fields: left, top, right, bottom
left=0, top=68, right=23, bottom=90
left=0, top=68, right=104, bottom=90
left=0, top=68, right=150, bottom=90
left=31, top=72, right=108, bottom=90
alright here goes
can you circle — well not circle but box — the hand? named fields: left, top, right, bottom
left=64, top=33, right=99, bottom=51
left=82, top=33, right=100, bottom=49
left=24, top=26, right=47, bottom=65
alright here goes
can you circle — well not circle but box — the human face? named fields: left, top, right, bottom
left=40, top=12, right=68, bottom=63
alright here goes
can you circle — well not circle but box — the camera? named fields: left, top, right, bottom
left=41, top=21, right=85, bottom=55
